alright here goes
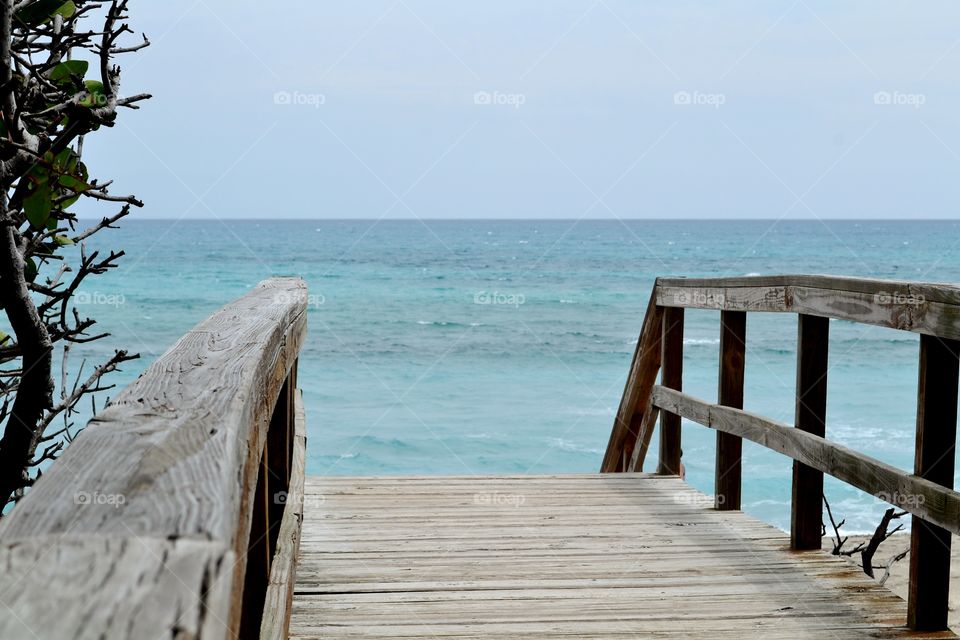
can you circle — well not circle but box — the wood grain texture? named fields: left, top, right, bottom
left=260, top=390, right=307, bottom=640
left=627, top=403, right=658, bottom=472
left=0, top=278, right=308, bottom=639
left=654, top=275, right=960, bottom=339
left=651, top=386, right=960, bottom=537
left=0, top=535, right=235, bottom=639
left=290, top=475, right=947, bottom=638
left=601, top=291, right=662, bottom=472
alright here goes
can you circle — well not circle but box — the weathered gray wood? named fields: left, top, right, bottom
left=0, top=278, right=308, bottom=639
left=0, top=536, right=235, bottom=639
left=602, top=290, right=663, bottom=472
left=655, top=275, right=960, bottom=339
left=657, top=274, right=960, bottom=306
left=290, top=474, right=932, bottom=639
left=260, top=390, right=308, bottom=640
left=651, top=385, right=960, bottom=537
left=908, top=335, right=960, bottom=631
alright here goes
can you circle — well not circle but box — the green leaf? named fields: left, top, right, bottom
left=24, top=258, right=38, bottom=283
left=57, top=174, right=88, bottom=191
left=27, top=165, right=49, bottom=185
left=15, top=0, right=73, bottom=25
left=54, top=235, right=74, bottom=246
left=49, top=60, right=87, bottom=84
left=0, top=331, right=10, bottom=346
left=59, top=193, right=80, bottom=210
left=54, top=147, right=78, bottom=172
left=55, top=1, right=75, bottom=18
left=79, top=80, right=107, bottom=108
left=23, top=186, right=52, bottom=228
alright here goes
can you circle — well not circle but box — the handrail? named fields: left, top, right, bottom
left=603, top=274, right=960, bottom=632
left=0, top=278, right=308, bottom=640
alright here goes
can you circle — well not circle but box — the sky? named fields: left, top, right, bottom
left=76, top=1, right=960, bottom=220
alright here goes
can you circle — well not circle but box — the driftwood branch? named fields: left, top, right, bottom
left=823, top=494, right=909, bottom=579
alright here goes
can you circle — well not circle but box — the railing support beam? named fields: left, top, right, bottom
left=657, top=307, right=684, bottom=476
left=716, top=310, right=746, bottom=510
left=908, top=335, right=960, bottom=631
left=791, top=314, right=829, bottom=550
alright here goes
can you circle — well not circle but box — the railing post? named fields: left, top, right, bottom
left=716, top=310, right=746, bottom=510
left=908, top=335, right=960, bottom=631
left=657, top=306, right=684, bottom=475
left=791, top=314, right=829, bottom=550
left=240, top=361, right=300, bottom=637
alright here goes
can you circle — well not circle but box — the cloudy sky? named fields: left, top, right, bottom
left=78, top=1, right=960, bottom=219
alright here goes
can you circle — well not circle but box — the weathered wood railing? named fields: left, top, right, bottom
left=0, top=278, right=308, bottom=639
left=603, top=275, right=960, bottom=632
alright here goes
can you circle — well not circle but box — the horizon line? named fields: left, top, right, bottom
left=76, top=216, right=960, bottom=222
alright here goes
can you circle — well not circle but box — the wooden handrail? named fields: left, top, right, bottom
left=604, top=274, right=960, bottom=632
left=650, top=385, right=960, bottom=535
left=0, top=278, right=308, bottom=640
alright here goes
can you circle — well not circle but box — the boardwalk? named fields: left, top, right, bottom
left=5, top=276, right=960, bottom=639
left=289, top=474, right=936, bottom=639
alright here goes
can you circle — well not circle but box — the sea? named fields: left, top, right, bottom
left=63, top=218, right=960, bottom=533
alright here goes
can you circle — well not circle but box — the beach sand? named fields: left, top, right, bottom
left=842, top=533, right=960, bottom=631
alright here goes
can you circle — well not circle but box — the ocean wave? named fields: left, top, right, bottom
left=547, top=437, right=603, bottom=454
left=684, top=338, right=720, bottom=346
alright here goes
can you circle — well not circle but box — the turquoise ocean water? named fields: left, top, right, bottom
left=67, top=219, right=960, bottom=533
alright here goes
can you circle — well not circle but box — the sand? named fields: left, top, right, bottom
left=842, top=533, right=960, bottom=631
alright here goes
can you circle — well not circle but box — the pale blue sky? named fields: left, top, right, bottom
left=78, top=1, right=960, bottom=219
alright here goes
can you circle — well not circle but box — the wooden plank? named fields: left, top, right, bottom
left=0, top=536, right=235, bottom=640
left=654, top=276, right=960, bottom=340
left=627, top=404, right=659, bottom=472
left=715, top=310, right=745, bottom=510
left=240, top=444, right=272, bottom=637
left=656, top=274, right=960, bottom=306
left=792, top=314, right=829, bottom=550
left=291, top=475, right=944, bottom=639
left=0, top=278, right=308, bottom=638
left=657, top=307, right=683, bottom=476
left=650, top=386, right=960, bottom=536
left=602, top=290, right=663, bottom=472
left=908, top=335, right=960, bottom=631
left=261, top=389, right=308, bottom=640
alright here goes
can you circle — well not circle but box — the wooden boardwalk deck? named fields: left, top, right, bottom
left=289, top=474, right=941, bottom=639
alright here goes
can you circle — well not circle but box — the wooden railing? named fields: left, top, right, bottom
left=0, top=278, right=308, bottom=640
left=603, top=275, right=960, bottom=632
